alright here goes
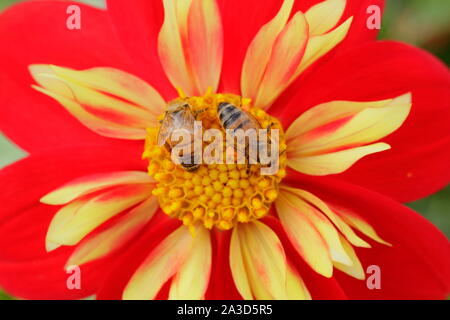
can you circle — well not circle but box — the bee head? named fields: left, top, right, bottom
left=218, top=102, right=230, bottom=112
left=166, top=100, right=191, bottom=113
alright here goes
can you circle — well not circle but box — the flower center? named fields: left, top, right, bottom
left=143, top=90, right=287, bottom=230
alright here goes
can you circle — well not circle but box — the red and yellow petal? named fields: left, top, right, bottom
left=41, top=171, right=153, bottom=205
left=221, top=0, right=384, bottom=96
left=290, top=0, right=352, bottom=82
left=276, top=188, right=350, bottom=276
left=219, top=0, right=294, bottom=94
left=29, top=65, right=165, bottom=140
left=286, top=263, right=311, bottom=299
left=298, top=0, right=385, bottom=55
left=0, top=145, right=145, bottom=230
left=122, top=225, right=211, bottom=300
left=253, top=12, right=309, bottom=109
left=0, top=1, right=137, bottom=151
left=337, top=0, right=384, bottom=51
left=158, top=0, right=197, bottom=95
left=0, top=240, right=111, bottom=299
left=332, top=235, right=365, bottom=280
left=240, top=0, right=355, bottom=110
left=288, top=174, right=450, bottom=299
left=96, top=218, right=181, bottom=300
left=279, top=186, right=371, bottom=248
left=168, top=226, right=212, bottom=299
left=291, top=17, right=352, bottom=81
left=45, top=183, right=154, bottom=249
left=105, top=0, right=176, bottom=99
left=205, top=231, right=243, bottom=299
left=275, top=184, right=387, bottom=281
left=240, top=0, right=295, bottom=103
left=263, top=216, right=348, bottom=299
left=276, top=40, right=450, bottom=202
left=67, top=197, right=159, bottom=267
left=286, top=94, right=411, bottom=176
left=0, top=145, right=147, bottom=299
left=274, top=201, right=332, bottom=276
left=305, top=0, right=346, bottom=36
left=158, top=0, right=223, bottom=95
left=230, top=221, right=310, bottom=300
left=188, top=0, right=224, bottom=94
left=287, top=143, right=391, bottom=176
left=331, top=205, right=391, bottom=246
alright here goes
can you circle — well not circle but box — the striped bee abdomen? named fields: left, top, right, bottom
left=217, top=102, right=259, bottom=134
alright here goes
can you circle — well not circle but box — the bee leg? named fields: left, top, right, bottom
left=194, top=107, right=209, bottom=119
left=266, top=122, right=275, bottom=134
left=163, top=141, right=172, bottom=153
left=264, top=123, right=274, bottom=150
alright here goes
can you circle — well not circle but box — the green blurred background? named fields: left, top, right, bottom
left=0, top=0, right=449, bottom=299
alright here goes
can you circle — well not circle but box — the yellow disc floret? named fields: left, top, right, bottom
left=143, top=90, right=287, bottom=230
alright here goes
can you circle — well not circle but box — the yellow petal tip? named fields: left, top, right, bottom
left=45, top=240, right=61, bottom=252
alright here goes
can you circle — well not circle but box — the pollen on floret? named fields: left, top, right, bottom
left=143, top=91, right=287, bottom=230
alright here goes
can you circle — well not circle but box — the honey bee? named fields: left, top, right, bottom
left=217, top=102, right=262, bottom=133
left=157, top=100, right=201, bottom=172
left=217, top=102, right=269, bottom=165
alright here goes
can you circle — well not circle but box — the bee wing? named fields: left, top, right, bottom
left=243, top=111, right=262, bottom=128
left=175, top=108, right=196, bottom=133
left=157, top=108, right=196, bottom=146
left=231, top=111, right=261, bottom=163
left=157, top=114, right=175, bottom=146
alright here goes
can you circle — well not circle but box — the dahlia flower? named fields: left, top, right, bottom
left=0, top=0, right=449, bottom=300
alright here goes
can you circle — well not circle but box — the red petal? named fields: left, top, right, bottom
left=0, top=146, right=145, bottom=260
left=0, top=205, right=118, bottom=299
left=294, top=0, right=384, bottom=50
left=284, top=172, right=450, bottom=299
left=0, top=143, right=145, bottom=218
left=105, top=0, right=176, bottom=99
left=0, top=144, right=144, bottom=298
left=275, top=41, right=450, bottom=202
left=218, top=0, right=286, bottom=94
left=205, top=230, right=242, bottom=299
left=336, top=0, right=384, bottom=51
left=263, top=215, right=348, bottom=299
left=96, top=217, right=180, bottom=300
left=218, top=0, right=383, bottom=94
left=0, top=1, right=143, bottom=152
left=294, top=0, right=385, bottom=72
